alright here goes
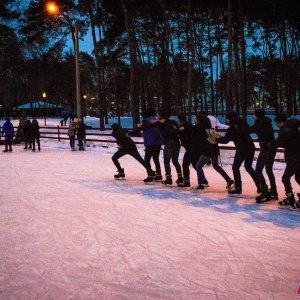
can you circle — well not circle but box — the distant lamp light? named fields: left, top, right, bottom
left=47, top=2, right=58, bottom=14
left=42, top=92, right=47, bottom=98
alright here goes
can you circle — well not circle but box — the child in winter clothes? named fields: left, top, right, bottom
left=67, top=121, right=77, bottom=150
left=216, top=111, right=260, bottom=195
left=111, top=123, right=153, bottom=180
left=31, top=119, right=40, bottom=151
left=2, top=117, right=14, bottom=152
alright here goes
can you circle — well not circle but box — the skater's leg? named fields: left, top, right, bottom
left=211, top=155, right=231, bottom=182
left=163, top=143, right=172, bottom=176
left=265, top=150, right=277, bottom=191
left=255, top=150, right=267, bottom=188
left=171, top=142, right=182, bottom=175
left=196, top=155, right=210, bottom=184
left=152, top=145, right=162, bottom=175
left=232, top=152, right=244, bottom=188
left=144, top=146, right=153, bottom=173
left=282, top=158, right=299, bottom=195
left=129, top=149, right=152, bottom=174
left=112, top=149, right=126, bottom=171
left=244, top=150, right=260, bottom=188
left=182, top=150, right=192, bottom=180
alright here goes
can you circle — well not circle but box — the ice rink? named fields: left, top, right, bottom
left=1, top=138, right=300, bottom=299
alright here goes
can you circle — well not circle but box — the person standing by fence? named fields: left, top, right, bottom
left=2, top=117, right=14, bottom=152
left=31, top=119, right=41, bottom=152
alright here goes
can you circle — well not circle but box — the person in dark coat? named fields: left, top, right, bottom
left=31, top=119, right=40, bottom=151
left=23, top=119, right=32, bottom=150
left=176, top=114, right=209, bottom=188
left=249, top=109, right=277, bottom=202
left=111, top=123, right=153, bottom=180
left=141, top=110, right=182, bottom=186
left=2, top=117, right=14, bottom=152
left=216, top=111, right=260, bottom=195
left=194, top=114, right=234, bottom=191
left=268, top=114, right=300, bottom=208
left=76, top=119, right=86, bottom=150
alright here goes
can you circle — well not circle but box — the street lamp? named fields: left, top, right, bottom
left=42, top=92, right=47, bottom=125
left=46, top=2, right=82, bottom=119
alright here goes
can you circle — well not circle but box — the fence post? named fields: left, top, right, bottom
left=58, top=125, right=60, bottom=141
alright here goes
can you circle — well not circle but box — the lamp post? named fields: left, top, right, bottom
left=46, top=2, right=81, bottom=119
left=42, top=92, right=47, bottom=126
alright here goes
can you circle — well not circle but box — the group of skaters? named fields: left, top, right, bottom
left=1, top=117, right=41, bottom=152
left=111, top=109, right=300, bottom=210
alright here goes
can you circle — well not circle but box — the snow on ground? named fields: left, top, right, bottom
left=0, top=118, right=300, bottom=299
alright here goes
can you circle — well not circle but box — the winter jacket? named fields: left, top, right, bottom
left=31, top=120, right=40, bottom=138
left=76, top=122, right=86, bottom=139
left=67, top=122, right=77, bottom=137
left=2, top=120, right=14, bottom=136
left=176, top=120, right=193, bottom=150
left=190, top=122, right=209, bottom=154
left=216, top=116, right=255, bottom=153
left=249, top=116, right=275, bottom=146
left=23, top=120, right=32, bottom=138
left=143, top=119, right=180, bottom=145
left=112, top=123, right=137, bottom=152
left=142, top=116, right=162, bottom=146
left=269, top=118, right=300, bottom=161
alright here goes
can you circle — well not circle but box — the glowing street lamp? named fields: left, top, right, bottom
left=46, top=1, right=82, bottom=119
left=42, top=92, right=47, bottom=125
left=46, top=2, right=58, bottom=14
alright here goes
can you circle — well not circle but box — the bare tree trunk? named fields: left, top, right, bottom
left=187, top=0, right=195, bottom=121
left=238, top=0, right=247, bottom=121
left=226, top=0, right=233, bottom=112
left=121, top=0, right=139, bottom=129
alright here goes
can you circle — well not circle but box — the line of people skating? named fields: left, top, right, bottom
left=2, top=117, right=41, bottom=152
left=111, top=109, right=300, bottom=211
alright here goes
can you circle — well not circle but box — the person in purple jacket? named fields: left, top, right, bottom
left=2, top=117, right=15, bottom=152
left=139, top=109, right=163, bottom=182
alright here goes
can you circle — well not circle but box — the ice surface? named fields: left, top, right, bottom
left=0, top=118, right=299, bottom=299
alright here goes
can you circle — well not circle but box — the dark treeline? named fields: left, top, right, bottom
left=0, top=0, right=300, bottom=128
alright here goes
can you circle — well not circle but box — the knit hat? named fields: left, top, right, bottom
left=225, top=111, right=238, bottom=121
left=254, top=109, right=266, bottom=118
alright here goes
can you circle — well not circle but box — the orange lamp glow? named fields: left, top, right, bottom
left=47, top=2, right=58, bottom=14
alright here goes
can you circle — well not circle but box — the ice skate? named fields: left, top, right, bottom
left=226, top=179, right=234, bottom=190
left=192, top=184, right=204, bottom=193
left=114, top=168, right=125, bottom=180
left=162, top=175, right=172, bottom=187
left=201, top=178, right=209, bottom=187
left=143, top=175, right=154, bottom=184
left=176, top=174, right=184, bottom=185
left=256, top=190, right=271, bottom=203
left=178, top=180, right=190, bottom=190
left=290, top=199, right=300, bottom=211
left=228, top=186, right=242, bottom=196
left=268, top=188, right=278, bottom=200
left=154, top=173, right=163, bottom=181
left=278, top=193, right=295, bottom=209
